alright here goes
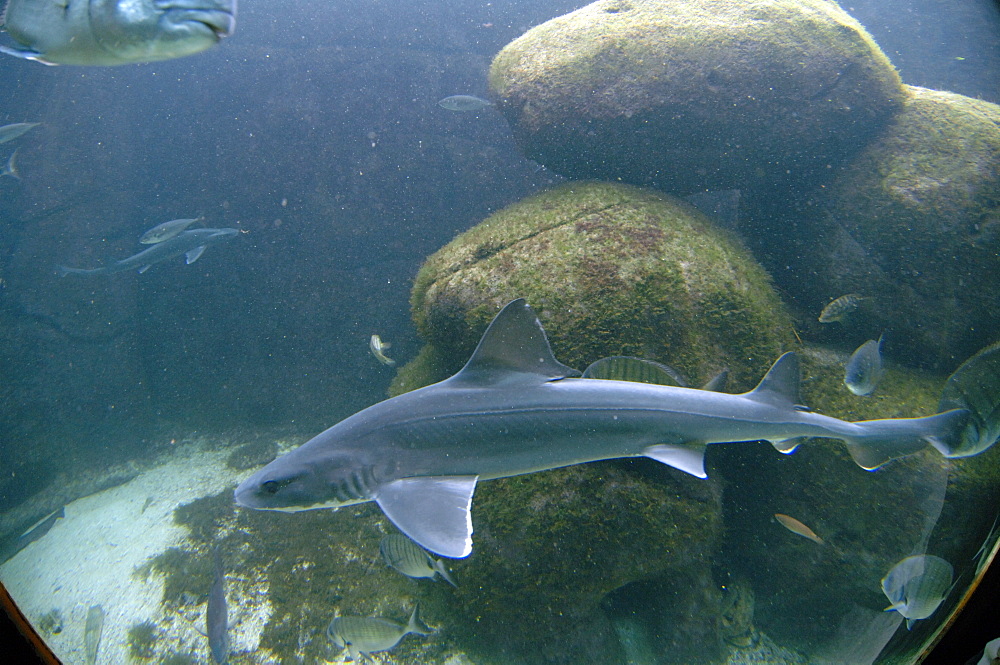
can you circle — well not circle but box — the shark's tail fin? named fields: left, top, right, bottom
left=845, top=408, right=971, bottom=470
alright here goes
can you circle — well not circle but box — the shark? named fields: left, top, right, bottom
left=57, top=227, right=239, bottom=276
left=235, top=299, right=970, bottom=559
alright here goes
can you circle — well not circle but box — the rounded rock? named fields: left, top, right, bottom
left=488, top=0, right=906, bottom=194
left=410, top=181, right=795, bottom=390
left=746, top=86, right=1000, bottom=370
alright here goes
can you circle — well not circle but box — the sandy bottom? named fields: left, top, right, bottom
left=0, top=438, right=266, bottom=664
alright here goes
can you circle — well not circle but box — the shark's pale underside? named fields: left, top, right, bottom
left=235, top=299, right=969, bottom=558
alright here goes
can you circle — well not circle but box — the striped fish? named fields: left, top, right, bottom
left=818, top=294, right=864, bottom=323
left=882, top=554, right=953, bottom=630
left=369, top=335, right=396, bottom=366
left=327, top=605, right=434, bottom=661
left=379, top=534, right=457, bottom=587
left=583, top=356, right=728, bottom=391
left=845, top=335, right=884, bottom=396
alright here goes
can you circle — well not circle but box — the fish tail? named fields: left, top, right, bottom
left=434, top=559, right=458, bottom=588
left=844, top=408, right=972, bottom=470
left=2, top=149, right=18, bottom=180
left=407, top=604, right=435, bottom=636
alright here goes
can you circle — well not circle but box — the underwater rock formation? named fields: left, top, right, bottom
left=488, top=0, right=906, bottom=194
left=742, top=86, right=1000, bottom=371
left=449, top=461, right=724, bottom=665
left=408, top=181, right=795, bottom=392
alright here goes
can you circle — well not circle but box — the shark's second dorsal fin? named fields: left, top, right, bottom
left=744, top=352, right=801, bottom=408
left=450, top=299, right=580, bottom=384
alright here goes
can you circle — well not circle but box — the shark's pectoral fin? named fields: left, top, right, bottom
left=642, top=443, right=707, bottom=478
left=138, top=265, right=152, bottom=273
left=375, top=476, right=478, bottom=559
left=186, top=246, right=207, bottom=264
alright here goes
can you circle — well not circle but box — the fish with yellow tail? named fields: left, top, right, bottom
left=369, top=334, right=396, bottom=366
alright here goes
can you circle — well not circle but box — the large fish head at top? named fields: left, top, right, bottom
left=1, top=0, right=236, bottom=65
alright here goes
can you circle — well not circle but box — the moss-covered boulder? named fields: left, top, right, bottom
left=410, top=182, right=795, bottom=392
left=741, top=86, right=1000, bottom=371
left=449, top=461, right=724, bottom=665
left=488, top=0, right=906, bottom=194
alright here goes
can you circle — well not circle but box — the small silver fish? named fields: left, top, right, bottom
left=882, top=554, right=953, bottom=630
left=369, top=334, right=396, bottom=366
left=818, top=293, right=864, bottom=323
left=327, top=605, right=434, bottom=662
left=380, top=534, right=458, bottom=587
left=84, top=605, right=104, bottom=665
left=438, top=95, right=494, bottom=112
left=845, top=334, right=884, bottom=396
left=774, top=513, right=824, bottom=545
left=0, top=150, right=19, bottom=180
left=140, top=216, right=205, bottom=244
left=0, top=122, right=40, bottom=144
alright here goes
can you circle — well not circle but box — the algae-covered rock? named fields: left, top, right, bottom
left=488, top=0, right=905, bottom=194
left=448, top=461, right=724, bottom=665
left=742, top=86, right=1000, bottom=371
left=410, top=182, right=795, bottom=391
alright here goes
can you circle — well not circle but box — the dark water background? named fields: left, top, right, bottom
left=0, top=0, right=997, bottom=510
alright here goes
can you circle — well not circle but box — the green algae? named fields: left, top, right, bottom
left=127, top=620, right=160, bottom=659
left=447, top=461, right=724, bottom=664
left=387, top=343, right=451, bottom=397
left=410, top=181, right=795, bottom=391
left=489, top=0, right=905, bottom=193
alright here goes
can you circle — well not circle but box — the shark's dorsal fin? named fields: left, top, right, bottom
left=744, top=352, right=801, bottom=408
left=375, top=475, right=478, bottom=559
left=450, top=299, right=580, bottom=385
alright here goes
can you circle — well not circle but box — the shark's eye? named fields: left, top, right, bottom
left=262, top=479, right=283, bottom=494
